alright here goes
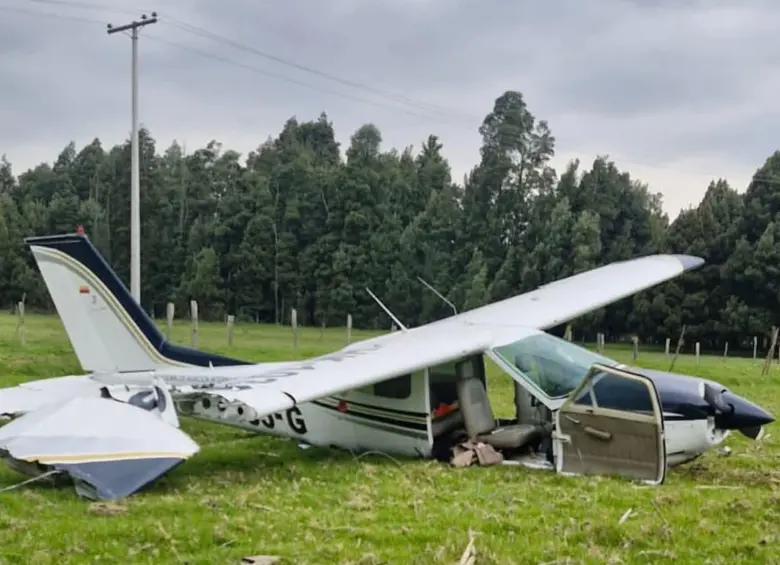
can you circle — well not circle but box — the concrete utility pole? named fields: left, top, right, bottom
left=107, top=12, right=158, bottom=305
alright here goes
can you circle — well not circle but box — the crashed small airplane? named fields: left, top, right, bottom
left=0, top=233, right=774, bottom=500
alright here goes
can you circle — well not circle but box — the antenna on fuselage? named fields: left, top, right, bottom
left=417, top=276, right=458, bottom=316
left=365, top=287, right=408, bottom=332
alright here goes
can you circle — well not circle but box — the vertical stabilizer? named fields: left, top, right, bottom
left=26, top=233, right=247, bottom=373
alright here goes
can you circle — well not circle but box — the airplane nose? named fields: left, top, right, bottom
left=716, top=391, right=774, bottom=437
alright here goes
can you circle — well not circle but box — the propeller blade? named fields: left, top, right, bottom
left=703, top=383, right=732, bottom=414
left=739, top=426, right=764, bottom=440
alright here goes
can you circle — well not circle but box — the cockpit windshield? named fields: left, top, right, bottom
left=492, top=332, right=616, bottom=398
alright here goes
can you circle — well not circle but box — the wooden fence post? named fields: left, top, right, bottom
left=226, top=315, right=235, bottom=346
left=695, top=342, right=700, bottom=364
left=166, top=302, right=174, bottom=340
left=668, top=325, right=686, bottom=372
left=723, top=342, right=728, bottom=358
left=754, top=336, right=758, bottom=362
left=664, top=338, right=670, bottom=357
left=291, top=308, right=298, bottom=351
left=346, top=314, right=352, bottom=344
left=190, top=300, right=199, bottom=348
left=16, top=301, right=26, bottom=346
left=632, top=336, right=639, bottom=361
left=761, top=327, right=779, bottom=376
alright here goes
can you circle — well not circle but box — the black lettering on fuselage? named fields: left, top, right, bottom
left=261, top=414, right=275, bottom=428
left=286, top=406, right=307, bottom=434
left=255, top=408, right=307, bottom=435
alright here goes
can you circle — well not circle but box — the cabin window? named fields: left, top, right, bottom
left=493, top=333, right=614, bottom=398
left=372, top=374, right=412, bottom=399
left=428, top=356, right=485, bottom=409
left=429, top=368, right=460, bottom=408
left=574, top=371, right=654, bottom=413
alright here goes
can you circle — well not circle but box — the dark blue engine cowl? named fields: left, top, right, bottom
left=624, top=366, right=774, bottom=437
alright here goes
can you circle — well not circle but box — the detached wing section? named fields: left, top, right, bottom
left=461, top=254, right=704, bottom=330
left=162, top=327, right=492, bottom=421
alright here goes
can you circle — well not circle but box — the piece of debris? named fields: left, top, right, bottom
left=451, top=450, right=474, bottom=468
left=456, top=530, right=476, bottom=565
left=504, top=453, right=554, bottom=470
left=618, top=508, right=633, bottom=525
left=695, top=485, right=743, bottom=490
left=87, top=502, right=127, bottom=516
left=718, top=446, right=732, bottom=457
left=449, top=440, right=503, bottom=468
left=241, top=556, right=281, bottom=565
left=474, top=443, right=503, bottom=466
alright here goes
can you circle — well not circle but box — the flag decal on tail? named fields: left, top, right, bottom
left=79, top=285, right=90, bottom=294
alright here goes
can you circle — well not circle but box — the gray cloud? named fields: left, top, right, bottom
left=1, top=0, right=779, bottom=216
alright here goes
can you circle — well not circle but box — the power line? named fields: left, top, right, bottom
left=0, top=2, right=102, bottom=23
left=26, top=0, right=145, bottom=15
left=162, top=19, right=477, bottom=124
left=11, top=0, right=467, bottom=123
left=142, top=34, right=457, bottom=124
left=107, top=12, right=158, bottom=305
left=4, top=0, right=778, bottom=189
left=18, top=0, right=474, bottom=122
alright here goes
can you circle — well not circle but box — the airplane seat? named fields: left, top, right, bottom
left=513, top=381, right=537, bottom=425
left=456, top=377, right=495, bottom=436
left=455, top=377, right=544, bottom=451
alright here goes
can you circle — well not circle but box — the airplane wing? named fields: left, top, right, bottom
left=164, top=327, right=493, bottom=417
left=163, top=254, right=703, bottom=422
left=459, top=253, right=704, bottom=330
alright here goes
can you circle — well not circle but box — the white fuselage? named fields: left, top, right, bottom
left=2, top=368, right=728, bottom=471
left=167, top=364, right=728, bottom=468
left=184, top=391, right=727, bottom=467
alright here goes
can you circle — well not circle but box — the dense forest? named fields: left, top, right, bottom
left=0, top=90, right=778, bottom=350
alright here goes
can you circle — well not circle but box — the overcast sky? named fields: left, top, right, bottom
left=2, top=0, right=779, bottom=218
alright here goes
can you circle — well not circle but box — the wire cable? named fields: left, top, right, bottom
left=3, top=0, right=776, bottom=187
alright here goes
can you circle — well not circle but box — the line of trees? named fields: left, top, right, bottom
left=0, top=90, right=778, bottom=350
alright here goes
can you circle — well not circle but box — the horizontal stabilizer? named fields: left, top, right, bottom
left=0, top=376, right=106, bottom=418
left=0, top=396, right=199, bottom=500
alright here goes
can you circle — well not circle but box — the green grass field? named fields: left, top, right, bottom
left=0, top=314, right=779, bottom=564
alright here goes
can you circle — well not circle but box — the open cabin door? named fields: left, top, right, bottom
left=555, top=363, right=666, bottom=485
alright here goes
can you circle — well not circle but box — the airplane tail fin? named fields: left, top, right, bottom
left=26, top=233, right=246, bottom=373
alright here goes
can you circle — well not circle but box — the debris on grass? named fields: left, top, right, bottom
left=450, top=441, right=503, bottom=468
left=241, top=556, right=281, bottom=564
left=695, top=485, right=743, bottom=490
left=87, top=502, right=126, bottom=516
left=456, top=530, right=476, bottom=565
left=3, top=318, right=780, bottom=563
left=618, top=508, right=633, bottom=525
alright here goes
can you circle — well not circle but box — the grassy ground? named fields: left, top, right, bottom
left=0, top=314, right=779, bottom=564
